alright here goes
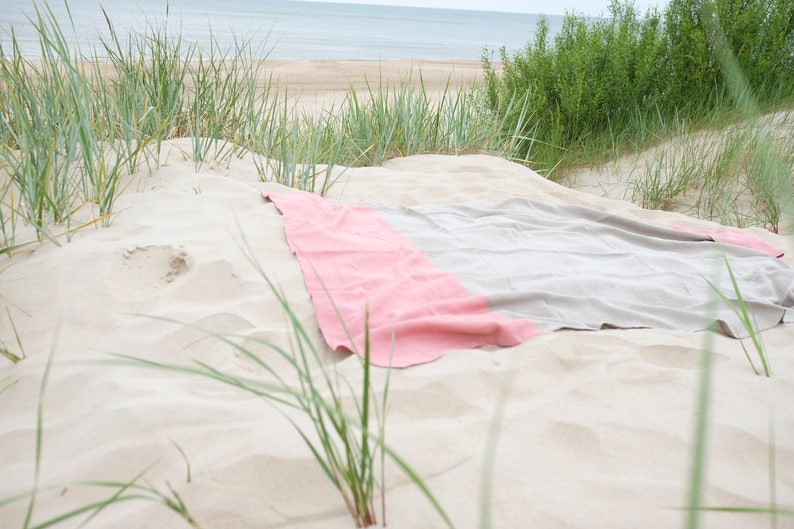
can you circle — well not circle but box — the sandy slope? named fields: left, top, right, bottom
left=1, top=61, right=793, bottom=529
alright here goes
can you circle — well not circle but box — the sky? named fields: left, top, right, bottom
left=302, top=0, right=669, bottom=16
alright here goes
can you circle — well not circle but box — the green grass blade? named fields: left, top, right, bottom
left=704, top=250, right=771, bottom=376
left=22, top=322, right=59, bottom=529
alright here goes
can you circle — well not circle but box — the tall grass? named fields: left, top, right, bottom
left=248, top=95, right=346, bottom=193
left=0, top=307, right=25, bottom=364
left=1, top=4, right=86, bottom=244
left=98, top=6, right=191, bottom=170
left=706, top=252, right=770, bottom=376
left=0, top=3, right=162, bottom=247
left=686, top=267, right=789, bottom=528
left=0, top=4, right=522, bottom=255
left=629, top=115, right=794, bottom=230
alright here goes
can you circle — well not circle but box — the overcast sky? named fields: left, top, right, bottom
left=302, top=0, right=668, bottom=16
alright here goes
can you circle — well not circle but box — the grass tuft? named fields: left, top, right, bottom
left=705, top=252, right=771, bottom=376
left=0, top=325, right=202, bottom=529
left=109, top=230, right=454, bottom=528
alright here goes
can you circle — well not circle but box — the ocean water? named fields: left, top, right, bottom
left=1, top=0, right=563, bottom=60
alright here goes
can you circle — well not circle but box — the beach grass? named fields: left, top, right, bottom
left=685, top=281, right=789, bottom=529
left=106, top=230, right=455, bottom=529
left=626, top=112, right=794, bottom=230
left=2, top=0, right=793, bottom=254
left=706, top=252, right=771, bottom=376
left=0, top=308, right=25, bottom=363
left=0, top=7, right=520, bottom=253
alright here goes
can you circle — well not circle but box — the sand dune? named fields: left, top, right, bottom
left=1, top=62, right=793, bottom=529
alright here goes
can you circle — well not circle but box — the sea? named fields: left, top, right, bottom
left=1, top=0, right=564, bottom=60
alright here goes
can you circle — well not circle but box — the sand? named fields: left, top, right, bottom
left=1, top=60, right=793, bottom=529
left=262, top=59, right=486, bottom=114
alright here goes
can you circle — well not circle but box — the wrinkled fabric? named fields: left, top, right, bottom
left=264, top=190, right=794, bottom=367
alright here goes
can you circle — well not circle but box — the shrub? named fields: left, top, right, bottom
left=484, top=0, right=794, bottom=176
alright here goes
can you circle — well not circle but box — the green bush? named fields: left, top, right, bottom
left=484, top=0, right=794, bottom=176
left=665, top=0, right=794, bottom=105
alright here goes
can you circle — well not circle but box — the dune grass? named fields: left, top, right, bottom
left=0, top=4, right=522, bottom=255
left=628, top=115, right=794, bottom=231
left=2, top=0, right=793, bottom=254
left=706, top=252, right=771, bottom=377
left=108, top=231, right=454, bottom=529
left=0, top=309, right=25, bottom=363
left=113, top=318, right=395, bottom=528
left=685, top=275, right=790, bottom=529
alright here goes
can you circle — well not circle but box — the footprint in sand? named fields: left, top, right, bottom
left=115, top=245, right=193, bottom=297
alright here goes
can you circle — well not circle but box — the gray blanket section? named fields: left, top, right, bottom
left=371, top=198, right=794, bottom=337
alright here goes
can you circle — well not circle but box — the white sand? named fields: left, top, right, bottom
left=264, top=59, right=486, bottom=114
left=1, top=61, right=793, bottom=529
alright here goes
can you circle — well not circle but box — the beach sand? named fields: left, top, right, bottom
left=253, top=59, right=486, bottom=115
left=1, top=60, right=792, bottom=529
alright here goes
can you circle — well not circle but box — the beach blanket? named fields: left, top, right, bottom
left=264, top=189, right=794, bottom=367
